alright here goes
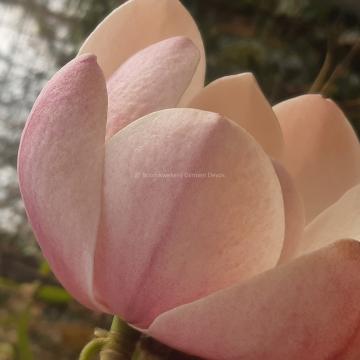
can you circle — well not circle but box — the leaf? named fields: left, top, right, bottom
left=37, top=260, right=51, bottom=277
left=16, top=308, right=33, bottom=360
left=36, top=285, right=72, bottom=305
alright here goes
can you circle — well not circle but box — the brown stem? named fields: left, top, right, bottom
left=321, top=38, right=360, bottom=96
left=309, top=47, right=333, bottom=93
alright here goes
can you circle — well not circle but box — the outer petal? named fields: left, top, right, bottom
left=273, top=94, right=360, bottom=222
left=78, top=0, right=205, bottom=105
left=298, top=184, right=360, bottom=255
left=188, top=74, right=284, bottom=159
left=106, top=37, right=200, bottom=138
left=95, top=108, right=285, bottom=328
left=18, top=55, right=108, bottom=311
left=148, top=240, right=360, bottom=360
left=272, top=161, right=305, bottom=263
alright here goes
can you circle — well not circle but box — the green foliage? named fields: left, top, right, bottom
left=16, top=308, right=33, bottom=360
left=36, top=285, right=72, bottom=305
left=38, top=260, right=51, bottom=277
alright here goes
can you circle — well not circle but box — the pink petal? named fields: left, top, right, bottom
left=298, top=184, right=360, bottom=255
left=148, top=239, right=360, bottom=360
left=18, top=55, right=108, bottom=311
left=106, top=37, right=200, bottom=138
left=94, top=108, right=285, bottom=328
left=273, top=94, right=360, bottom=222
left=272, top=161, right=305, bottom=263
left=78, top=0, right=205, bottom=105
left=188, top=73, right=284, bottom=159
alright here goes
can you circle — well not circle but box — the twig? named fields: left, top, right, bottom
left=321, top=38, right=360, bottom=96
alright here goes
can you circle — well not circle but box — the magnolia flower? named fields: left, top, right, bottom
left=18, top=0, right=360, bottom=359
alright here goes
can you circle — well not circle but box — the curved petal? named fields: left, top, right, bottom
left=18, top=55, right=108, bottom=311
left=273, top=94, right=360, bottom=222
left=148, top=239, right=360, bottom=360
left=78, top=0, right=205, bottom=105
left=298, top=184, right=360, bottom=255
left=272, top=161, right=305, bottom=263
left=188, top=73, right=284, bottom=159
left=106, top=36, right=200, bottom=138
left=94, top=108, right=285, bottom=328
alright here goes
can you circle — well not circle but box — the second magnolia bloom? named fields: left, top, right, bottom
left=18, top=0, right=360, bottom=359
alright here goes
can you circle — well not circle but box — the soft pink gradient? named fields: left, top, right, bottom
left=188, top=73, right=284, bottom=159
left=272, top=161, right=305, bottom=263
left=300, top=184, right=360, bottom=255
left=18, top=0, right=360, bottom=358
left=18, top=55, right=109, bottom=312
left=274, top=94, right=360, bottom=223
left=106, top=37, right=200, bottom=138
left=148, top=240, right=360, bottom=360
left=78, top=0, right=205, bottom=105
left=97, top=108, right=284, bottom=328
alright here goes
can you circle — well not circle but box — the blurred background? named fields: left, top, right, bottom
left=0, top=0, right=359, bottom=359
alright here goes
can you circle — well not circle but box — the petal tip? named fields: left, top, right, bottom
left=167, top=35, right=201, bottom=63
left=242, top=71, right=256, bottom=80
left=77, top=53, right=98, bottom=64
left=74, top=53, right=104, bottom=77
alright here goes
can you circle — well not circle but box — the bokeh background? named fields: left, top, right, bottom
left=0, top=0, right=359, bottom=359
